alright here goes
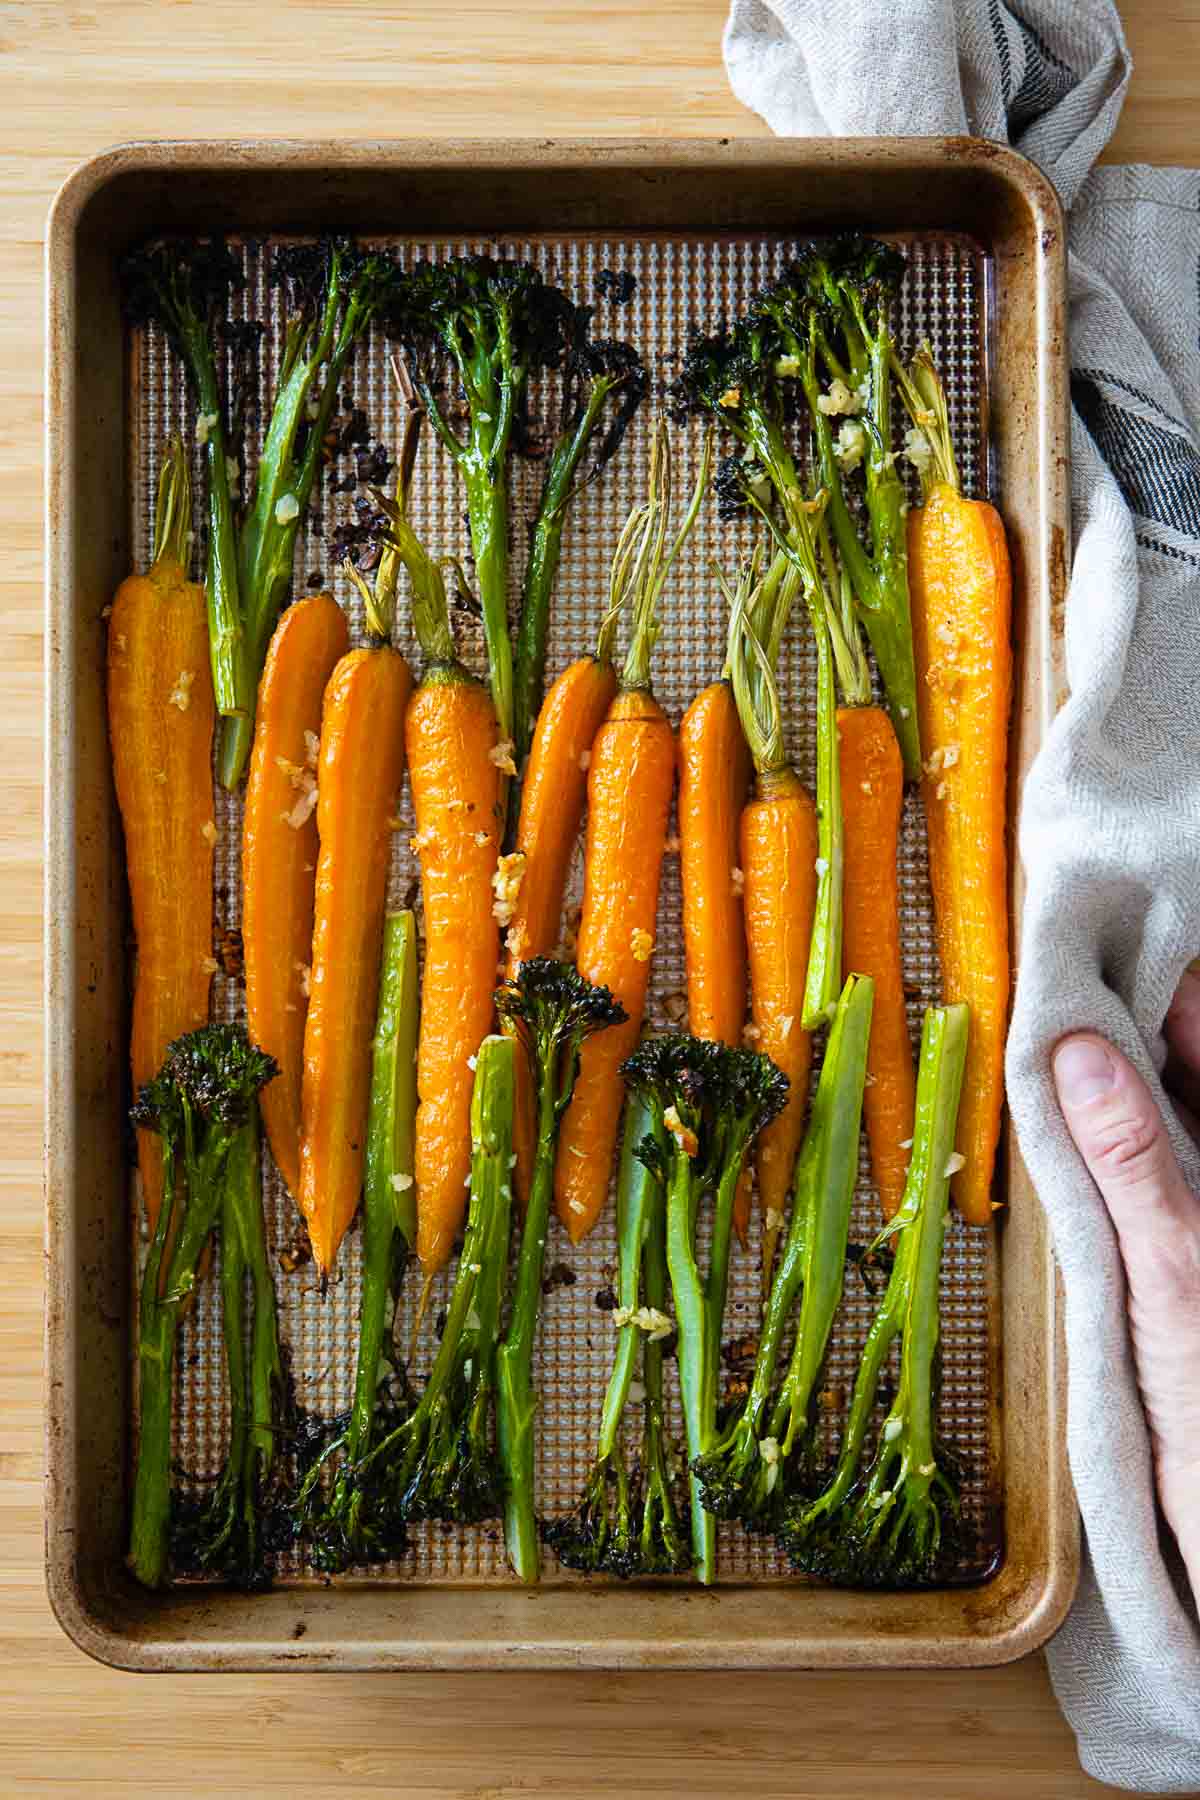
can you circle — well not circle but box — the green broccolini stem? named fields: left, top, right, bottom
left=364, top=912, right=420, bottom=1249
left=801, top=556, right=844, bottom=1032
left=861, top=1004, right=968, bottom=1517
left=497, top=1048, right=556, bottom=1582
left=768, top=977, right=874, bottom=1456
left=128, top=1144, right=181, bottom=1590
left=596, top=1095, right=661, bottom=1461
left=664, top=1151, right=716, bottom=1584
left=464, top=470, right=514, bottom=750
left=639, top=1145, right=671, bottom=1457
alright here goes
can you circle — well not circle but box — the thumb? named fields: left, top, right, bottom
left=1052, top=1032, right=1196, bottom=1262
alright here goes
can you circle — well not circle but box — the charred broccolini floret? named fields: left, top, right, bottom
left=513, top=314, right=646, bottom=764
left=690, top=975, right=873, bottom=1534
left=494, top=958, right=628, bottom=1582
left=545, top=1094, right=690, bottom=1579
left=128, top=1025, right=279, bottom=1590
left=619, top=1034, right=788, bottom=1585
left=388, top=255, right=577, bottom=754
left=783, top=1004, right=968, bottom=1588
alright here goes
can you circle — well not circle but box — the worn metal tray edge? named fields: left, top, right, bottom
left=44, top=136, right=1077, bottom=1673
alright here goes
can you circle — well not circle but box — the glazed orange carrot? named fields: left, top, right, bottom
left=503, top=554, right=630, bottom=1204
left=504, top=654, right=617, bottom=975
left=678, top=678, right=750, bottom=1042
left=898, top=346, right=1012, bottom=1225
left=243, top=593, right=349, bottom=1196
left=678, top=675, right=752, bottom=1235
left=106, top=437, right=215, bottom=1234
left=725, top=556, right=817, bottom=1283
left=838, top=703, right=914, bottom=1219
left=555, top=422, right=712, bottom=1243
left=377, top=415, right=505, bottom=1275
left=298, top=644, right=412, bottom=1274
left=408, top=675, right=503, bottom=1271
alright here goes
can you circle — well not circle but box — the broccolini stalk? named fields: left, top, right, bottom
left=621, top=1036, right=787, bottom=1585
left=785, top=1003, right=969, bottom=1586
left=512, top=322, right=646, bottom=764
left=120, top=239, right=247, bottom=725
left=177, top=1110, right=290, bottom=1590
left=545, top=1093, right=690, bottom=1578
left=768, top=238, right=921, bottom=776
left=219, top=239, right=397, bottom=786
left=293, top=910, right=419, bottom=1571
left=127, top=1025, right=278, bottom=1589
left=390, top=256, right=576, bottom=754
left=495, top=959, right=628, bottom=1582
left=691, top=976, right=873, bottom=1531
left=348, top=1034, right=516, bottom=1538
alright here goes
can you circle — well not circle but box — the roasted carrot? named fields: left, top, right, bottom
left=726, top=557, right=817, bottom=1283
left=243, top=593, right=349, bottom=1195
left=298, top=644, right=411, bottom=1275
left=678, top=674, right=752, bottom=1235
left=898, top=345, right=1012, bottom=1225
left=297, top=458, right=414, bottom=1276
left=504, top=651, right=620, bottom=976
left=555, top=422, right=712, bottom=1243
left=679, top=678, right=750, bottom=1043
left=838, top=704, right=914, bottom=1218
left=503, top=542, right=634, bottom=1205
left=378, top=415, right=505, bottom=1275
left=107, top=436, right=215, bottom=1233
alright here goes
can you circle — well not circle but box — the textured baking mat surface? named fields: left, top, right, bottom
left=130, top=229, right=1000, bottom=1587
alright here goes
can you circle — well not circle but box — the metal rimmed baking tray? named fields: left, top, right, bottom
left=45, top=137, right=1076, bottom=1672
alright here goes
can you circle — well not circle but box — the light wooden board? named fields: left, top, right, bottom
left=7, top=0, right=1197, bottom=1791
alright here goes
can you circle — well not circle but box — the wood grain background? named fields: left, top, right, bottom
left=8, top=2, right=1198, bottom=1793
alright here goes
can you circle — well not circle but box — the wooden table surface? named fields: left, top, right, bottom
left=7, top=2, right=1198, bottom=1794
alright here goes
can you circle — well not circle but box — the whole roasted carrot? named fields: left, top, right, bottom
left=727, top=560, right=817, bottom=1283
left=298, top=498, right=413, bottom=1277
left=678, top=665, right=751, bottom=1235
left=504, top=636, right=622, bottom=976
left=555, top=421, right=711, bottom=1244
left=382, top=416, right=505, bottom=1275
left=898, top=345, right=1012, bottom=1225
left=678, top=676, right=750, bottom=1043
left=502, top=507, right=636, bottom=1204
left=299, top=643, right=411, bottom=1275
left=243, top=593, right=349, bottom=1195
left=838, top=704, right=913, bottom=1218
left=106, top=437, right=215, bottom=1233
left=808, top=497, right=915, bottom=1224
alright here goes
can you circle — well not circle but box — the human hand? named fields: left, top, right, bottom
left=1052, top=970, right=1200, bottom=1600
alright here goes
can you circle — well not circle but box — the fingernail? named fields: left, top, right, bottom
left=1053, top=1037, right=1117, bottom=1108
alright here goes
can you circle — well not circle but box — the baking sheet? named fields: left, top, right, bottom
left=130, top=228, right=999, bottom=1587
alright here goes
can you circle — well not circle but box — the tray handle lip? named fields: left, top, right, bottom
left=45, top=130, right=1068, bottom=216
